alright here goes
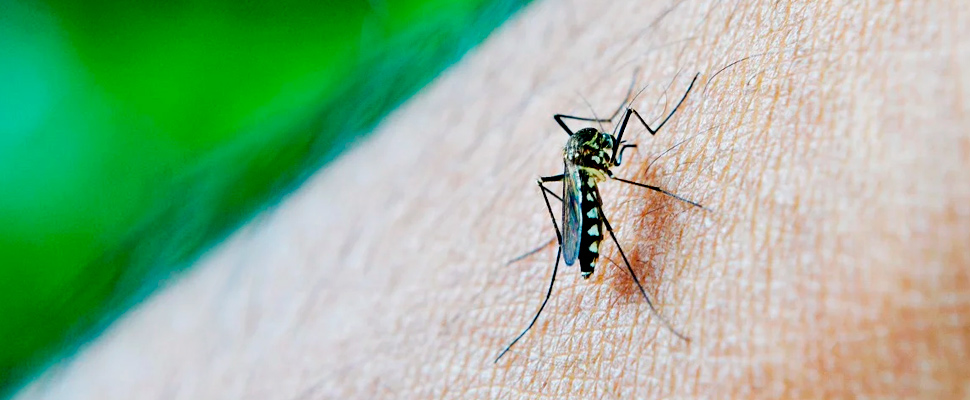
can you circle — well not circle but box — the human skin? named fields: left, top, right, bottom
left=16, top=0, right=970, bottom=399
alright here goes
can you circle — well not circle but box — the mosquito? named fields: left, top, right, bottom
left=495, top=73, right=703, bottom=362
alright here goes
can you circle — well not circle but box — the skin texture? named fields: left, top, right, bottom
left=16, top=0, right=970, bottom=398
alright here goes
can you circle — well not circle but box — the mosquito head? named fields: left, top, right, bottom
left=565, top=127, right=616, bottom=173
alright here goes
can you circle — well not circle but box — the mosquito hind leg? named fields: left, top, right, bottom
left=494, top=248, right=562, bottom=362
left=553, top=113, right=614, bottom=136
left=595, top=200, right=691, bottom=342
left=505, top=237, right=556, bottom=265
left=612, top=177, right=704, bottom=209
left=495, top=174, right=567, bottom=362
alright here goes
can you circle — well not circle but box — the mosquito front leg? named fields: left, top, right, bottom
left=610, top=73, right=700, bottom=164
left=554, top=72, right=642, bottom=136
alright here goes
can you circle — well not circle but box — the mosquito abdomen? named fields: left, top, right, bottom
left=577, top=170, right=604, bottom=279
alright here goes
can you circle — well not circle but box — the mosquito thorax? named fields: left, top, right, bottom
left=564, top=127, right=615, bottom=176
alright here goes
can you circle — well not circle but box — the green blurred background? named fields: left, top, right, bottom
left=0, top=0, right=529, bottom=395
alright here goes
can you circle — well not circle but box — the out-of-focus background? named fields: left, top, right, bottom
left=0, top=0, right=529, bottom=396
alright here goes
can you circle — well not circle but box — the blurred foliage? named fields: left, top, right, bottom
left=0, top=0, right=530, bottom=395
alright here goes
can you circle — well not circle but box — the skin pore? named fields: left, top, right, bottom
left=16, top=0, right=969, bottom=398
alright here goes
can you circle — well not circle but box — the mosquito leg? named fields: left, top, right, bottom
left=495, top=248, right=562, bottom=363
left=495, top=174, right=567, bottom=362
left=506, top=178, right=564, bottom=265
left=615, top=144, right=637, bottom=166
left=610, top=73, right=700, bottom=163
left=505, top=237, right=557, bottom=265
left=537, top=174, right=565, bottom=245
left=596, top=203, right=691, bottom=342
left=556, top=67, right=655, bottom=137
left=612, top=177, right=704, bottom=209
left=543, top=186, right=564, bottom=203
left=554, top=113, right=613, bottom=136
left=540, top=174, right=566, bottom=182
left=554, top=88, right=640, bottom=136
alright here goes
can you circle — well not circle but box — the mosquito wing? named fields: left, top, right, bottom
left=561, top=162, right=583, bottom=266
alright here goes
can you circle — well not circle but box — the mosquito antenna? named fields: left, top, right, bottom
left=579, top=67, right=642, bottom=134
left=578, top=92, right=607, bottom=133
left=651, top=69, right=684, bottom=126
left=609, top=68, right=642, bottom=122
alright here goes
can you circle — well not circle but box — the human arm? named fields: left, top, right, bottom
left=17, top=1, right=970, bottom=398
